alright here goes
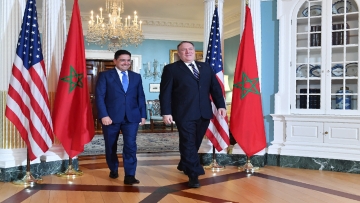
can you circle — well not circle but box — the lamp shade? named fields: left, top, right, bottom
left=224, top=75, right=231, bottom=92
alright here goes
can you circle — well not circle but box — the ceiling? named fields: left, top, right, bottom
left=65, top=0, right=241, bottom=22
left=37, top=0, right=242, bottom=41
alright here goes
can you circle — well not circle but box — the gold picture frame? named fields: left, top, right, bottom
left=170, top=50, right=203, bottom=63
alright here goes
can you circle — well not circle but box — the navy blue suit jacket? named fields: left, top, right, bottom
left=95, top=68, right=147, bottom=123
left=159, top=60, right=225, bottom=122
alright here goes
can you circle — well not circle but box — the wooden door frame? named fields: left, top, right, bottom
left=85, top=49, right=142, bottom=73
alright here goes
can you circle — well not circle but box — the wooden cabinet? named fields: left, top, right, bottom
left=270, top=0, right=360, bottom=161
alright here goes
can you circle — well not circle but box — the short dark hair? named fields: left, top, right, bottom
left=177, top=41, right=195, bottom=50
left=114, top=50, right=131, bottom=59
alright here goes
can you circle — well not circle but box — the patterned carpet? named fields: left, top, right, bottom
left=80, top=132, right=179, bottom=156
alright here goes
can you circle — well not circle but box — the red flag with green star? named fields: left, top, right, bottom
left=230, top=5, right=266, bottom=157
left=52, top=0, right=94, bottom=158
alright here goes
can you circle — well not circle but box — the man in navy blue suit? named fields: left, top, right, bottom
left=95, top=50, right=146, bottom=185
left=159, top=41, right=226, bottom=188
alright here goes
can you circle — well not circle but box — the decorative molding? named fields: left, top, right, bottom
left=85, top=50, right=116, bottom=60
left=37, top=4, right=241, bottom=42
left=85, top=50, right=142, bottom=73
left=142, top=20, right=203, bottom=28
left=38, top=9, right=241, bottom=35
left=81, top=13, right=204, bottom=28
left=77, top=11, right=238, bottom=29
left=223, top=28, right=241, bottom=39
left=143, top=33, right=203, bottom=42
left=224, top=12, right=241, bottom=26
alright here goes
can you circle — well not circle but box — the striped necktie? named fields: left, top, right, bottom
left=189, top=63, right=199, bottom=80
left=121, top=71, right=128, bottom=92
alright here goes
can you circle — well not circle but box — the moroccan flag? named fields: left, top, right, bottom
left=205, top=7, right=230, bottom=152
left=230, top=5, right=266, bottom=157
left=5, top=0, right=53, bottom=161
left=52, top=0, right=95, bottom=158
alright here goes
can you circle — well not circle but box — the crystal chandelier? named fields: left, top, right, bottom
left=86, top=0, right=144, bottom=52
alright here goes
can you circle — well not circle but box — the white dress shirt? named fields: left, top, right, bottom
left=185, top=62, right=199, bottom=74
left=116, top=68, right=128, bottom=83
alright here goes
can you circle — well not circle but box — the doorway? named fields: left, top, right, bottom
left=86, top=59, right=115, bottom=133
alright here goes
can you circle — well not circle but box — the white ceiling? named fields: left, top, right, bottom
left=68, top=0, right=241, bottom=22
left=38, top=0, right=242, bottom=41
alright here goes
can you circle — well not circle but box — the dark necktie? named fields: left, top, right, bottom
left=189, top=63, right=199, bottom=80
left=121, top=71, right=128, bottom=92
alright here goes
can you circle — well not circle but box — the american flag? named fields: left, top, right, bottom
left=5, top=0, right=53, bottom=161
left=205, top=7, right=230, bottom=152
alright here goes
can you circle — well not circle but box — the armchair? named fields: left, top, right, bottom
left=147, top=99, right=173, bottom=132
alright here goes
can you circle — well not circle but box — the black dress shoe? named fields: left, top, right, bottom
left=188, top=177, right=200, bottom=188
left=124, top=176, right=140, bottom=185
left=109, top=171, right=119, bottom=179
left=177, top=166, right=188, bottom=175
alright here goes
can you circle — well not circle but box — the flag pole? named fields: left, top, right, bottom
left=56, top=157, right=83, bottom=177
left=52, top=0, right=95, bottom=177
left=238, top=156, right=260, bottom=175
left=230, top=3, right=266, bottom=176
left=203, top=146, right=225, bottom=171
left=13, top=149, right=42, bottom=185
left=203, top=0, right=228, bottom=172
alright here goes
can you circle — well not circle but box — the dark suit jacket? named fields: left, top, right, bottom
left=95, top=68, right=147, bottom=123
left=159, top=60, right=225, bottom=122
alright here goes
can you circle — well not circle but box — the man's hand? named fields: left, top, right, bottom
left=101, top=116, right=112, bottom=125
left=162, top=115, right=173, bottom=125
left=218, top=108, right=227, bottom=118
left=140, top=118, right=146, bottom=126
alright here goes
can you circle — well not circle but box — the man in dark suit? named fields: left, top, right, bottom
left=159, top=41, right=226, bottom=188
left=95, top=50, right=146, bottom=185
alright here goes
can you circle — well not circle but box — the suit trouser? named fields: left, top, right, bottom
left=177, top=117, right=210, bottom=178
left=102, top=119, right=139, bottom=176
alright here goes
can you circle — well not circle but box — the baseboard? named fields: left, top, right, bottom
left=0, top=159, right=79, bottom=182
left=266, top=154, right=360, bottom=174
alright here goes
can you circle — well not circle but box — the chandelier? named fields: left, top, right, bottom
left=86, top=0, right=144, bottom=52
